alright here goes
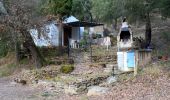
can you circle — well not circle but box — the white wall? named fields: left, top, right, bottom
left=30, top=22, right=84, bottom=47
left=71, top=27, right=84, bottom=41
left=48, top=23, right=59, bottom=46
left=30, top=23, right=60, bottom=47
left=72, top=27, right=79, bottom=40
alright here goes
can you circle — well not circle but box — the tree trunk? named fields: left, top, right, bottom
left=15, top=40, right=21, bottom=63
left=21, top=29, right=46, bottom=68
left=27, top=41, right=45, bottom=68
left=145, top=12, right=151, bottom=47
left=12, top=30, right=21, bottom=63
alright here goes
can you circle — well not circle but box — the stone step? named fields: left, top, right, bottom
left=64, top=74, right=110, bottom=94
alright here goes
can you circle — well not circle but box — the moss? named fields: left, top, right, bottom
left=60, top=64, right=74, bottom=74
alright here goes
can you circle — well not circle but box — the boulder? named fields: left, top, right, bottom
left=87, top=86, right=109, bottom=96
left=106, top=76, right=117, bottom=84
left=64, top=85, right=78, bottom=95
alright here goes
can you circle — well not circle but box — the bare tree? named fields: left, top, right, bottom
left=0, top=0, right=46, bottom=68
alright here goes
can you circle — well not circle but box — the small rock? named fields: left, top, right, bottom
left=84, top=70, right=93, bottom=75
left=77, top=85, right=87, bottom=93
left=106, top=64, right=114, bottom=68
left=56, top=82, right=65, bottom=89
left=103, top=64, right=114, bottom=74
left=106, top=76, right=117, bottom=84
left=37, top=80, right=48, bottom=85
left=104, top=68, right=113, bottom=73
left=64, top=85, right=78, bottom=95
left=87, top=86, right=109, bottom=96
left=14, top=78, right=27, bottom=85
left=41, top=91, right=51, bottom=97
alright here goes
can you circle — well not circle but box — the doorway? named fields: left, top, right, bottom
left=64, top=26, right=72, bottom=46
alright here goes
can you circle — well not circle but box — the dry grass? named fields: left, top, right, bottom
left=117, top=63, right=163, bottom=83
left=143, top=66, right=161, bottom=77
left=92, top=45, right=116, bottom=57
left=0, top=52, right=15, bottom=66
left=0, top=53, right=17, bottom=77
left=117, top=73, right=135, bottom=82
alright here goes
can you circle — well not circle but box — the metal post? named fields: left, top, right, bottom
left=90, top=35, right=92, bottom=62
left=67, top=37, right=70, bottom=58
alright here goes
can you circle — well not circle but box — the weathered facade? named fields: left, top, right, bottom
left=30, top=16, right=84, bottom=47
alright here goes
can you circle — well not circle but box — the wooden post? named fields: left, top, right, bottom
left=67, top=37, right=70, bottom=58
left=134, top=50, right=138, bottom=76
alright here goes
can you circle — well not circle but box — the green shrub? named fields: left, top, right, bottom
left=79, top=39, right=87, bottom=47
left=60, top=64, right=74, bottom=74
left=162, top=32, right=170, bottom=42
left=83, top=32, right=89, bottom=37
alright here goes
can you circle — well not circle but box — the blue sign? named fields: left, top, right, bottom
left=127, top=51, right=135, bottom=68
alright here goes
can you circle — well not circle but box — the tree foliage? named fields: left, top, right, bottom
left=125, top=0, right=159, bottom=21
left=72, top=0, right=92, bottom=21
left=92, top=0, right=125, bottom=23
left=42, top=0, right=72, bottom=20
left=160, top=0, right=170, bottom=17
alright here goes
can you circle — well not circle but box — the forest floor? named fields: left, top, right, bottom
left=0, top=60, right=170, bottom=100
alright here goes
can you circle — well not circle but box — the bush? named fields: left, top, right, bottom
left=60, top=64, right=74, bottom=74
left=83, top=32, right=89, bottom=37
left=0, top=41, right=8, bottom=58
left=79, top=39, right=87, bottom=47
left=162, top=32, right=170, bottom=42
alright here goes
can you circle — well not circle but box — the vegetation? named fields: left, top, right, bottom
left=72, top=0, right=92, bottom=21
left=0, top=0, right=169, bottom=68
left=92, top=0, right=125, bottom=30
left=41, top=0, right=73, bottom=49
left=0, top=0, right=169, bottom=90
left=0, top=63, right=17, bottom=77
left=0, top=1, right=170, bottom=99
left=60, top=64, right=74, bottom=74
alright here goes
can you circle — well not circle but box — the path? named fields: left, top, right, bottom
left=0, top=78, right=42, bottom=100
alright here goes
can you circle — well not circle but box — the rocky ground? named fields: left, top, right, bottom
left=0, top=45, right=170, bottom=100
left=0, top=61, right=170, bottom=100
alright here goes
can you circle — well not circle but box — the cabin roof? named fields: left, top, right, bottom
left=65, top=21, right=104, bottom=27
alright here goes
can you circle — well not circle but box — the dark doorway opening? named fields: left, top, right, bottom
left=64, top=26, right=72, bottom=46
left=120, top=31, right=130, bottom=42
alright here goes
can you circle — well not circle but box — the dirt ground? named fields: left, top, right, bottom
left=0, top=63, right=170, bottom=100
left=0, top=77, right=42, bottom=100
